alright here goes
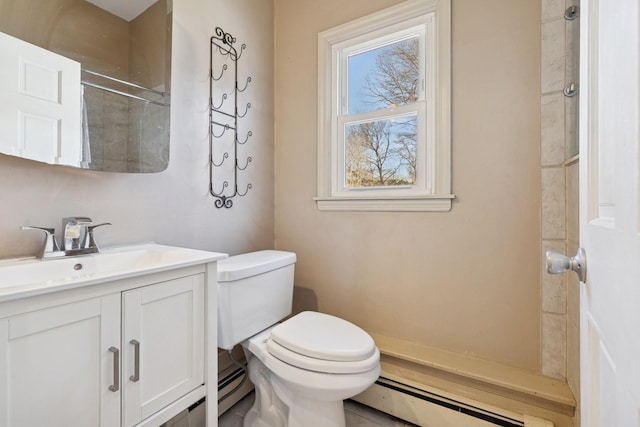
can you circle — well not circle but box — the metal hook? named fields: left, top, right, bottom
left=212, top=64, right=228, bottom=81
left=237, top=77, right=252, bottom=92
left=238, top=103, right=251, bottom=118
left=237, top=183, right=252, bottom=197
left=564, top=82, right=578, bottom=97
left=564, top=5, right=579, bottom=21
left=212, top=123, right=231, bottom=138
left=212, top=93, right=228, bottom=110
left=237, top=131, right=253, bottom=145
left=237, top=156, right=252, bottom=171
left=210, top=180, right=229, bottom=197
left=212, top=152, right=229, bottom=167
left=236, top=44, right=247, bottom=60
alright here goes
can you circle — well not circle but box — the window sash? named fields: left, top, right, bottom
left=335, top=102, right=430, bottom=197
left=339, top=24, right=428, bottom=116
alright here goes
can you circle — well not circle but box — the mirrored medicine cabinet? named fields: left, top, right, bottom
left=0, top=0, right=172, bottom=172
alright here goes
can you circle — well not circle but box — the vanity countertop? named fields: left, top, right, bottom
left=0, top=243, right=227, bottom=303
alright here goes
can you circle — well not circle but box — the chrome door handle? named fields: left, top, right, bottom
left=108, top=347, right=120, bottom=392
left=545, top=248, right=587, bottom=282
left=129, top=339, right=140, bottom=382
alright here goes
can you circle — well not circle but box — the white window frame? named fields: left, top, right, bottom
left=316, top=0, right=453, bottom=212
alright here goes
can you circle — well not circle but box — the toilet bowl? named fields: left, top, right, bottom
left=217, top=251, right=380, bottom=427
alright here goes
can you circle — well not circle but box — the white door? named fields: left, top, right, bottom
left=0, top=294, right=121, bottom=427
left=122, top=275, right=205, bottom=427
left=579, top=0, right=640, bottom=425
left=0, top=32, right=82, bottom=166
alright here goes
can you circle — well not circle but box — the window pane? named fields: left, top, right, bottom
left=347, top=36, right=419, bottom=115
left=345, top=114, right=417, bottom=188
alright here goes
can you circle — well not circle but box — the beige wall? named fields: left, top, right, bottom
left=274, top=0, right=542, bottom=371
left=0, top=0, right=274, bottom=259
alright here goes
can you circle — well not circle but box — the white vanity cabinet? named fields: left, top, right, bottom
left=122, top=275, right=204, bottom=427
left=0, top=293, right=122, bottom=426
left=0, top=245, right=224, bottom=427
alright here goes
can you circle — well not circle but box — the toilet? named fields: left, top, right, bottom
left=217, top=250, right=380, bottom=427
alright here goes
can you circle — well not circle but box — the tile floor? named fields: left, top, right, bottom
left=219, top=392, right=418, bottom=426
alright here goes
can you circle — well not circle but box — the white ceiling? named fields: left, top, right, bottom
left=85, top=0, right=158, bottom=21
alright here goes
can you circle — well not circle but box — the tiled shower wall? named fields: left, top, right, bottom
left=540, top=0, right=580, bottom=424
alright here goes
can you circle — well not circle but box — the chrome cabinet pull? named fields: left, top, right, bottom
left=108, top=347, right=120, bottom=392
left=129, top=340, right=140, bottom=382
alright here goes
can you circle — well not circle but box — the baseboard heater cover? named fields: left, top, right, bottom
left=218, top=367, right=245, bottom=392
left=376, top=377, right=525, bottom=427
left=218, top=367, right=253, bottom=416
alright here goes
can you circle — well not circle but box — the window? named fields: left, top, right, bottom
left=316, top=0, right=453, bottom=211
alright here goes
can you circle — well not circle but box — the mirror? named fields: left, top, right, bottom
left=0, top=0, right=172, bottom=172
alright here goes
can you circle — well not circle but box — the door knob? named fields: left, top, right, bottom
left=545, top=248, right=587, bottom=282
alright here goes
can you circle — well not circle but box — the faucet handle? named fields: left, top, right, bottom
left=83, top=222, right=112, bottom=250
left=20, top=226, right=61, bottom=257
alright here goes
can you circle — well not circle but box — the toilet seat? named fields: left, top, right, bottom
left=266, top=311, right=378, bottom=374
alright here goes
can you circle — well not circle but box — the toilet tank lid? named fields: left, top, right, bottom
left=217, top=250, right=296, bottom=282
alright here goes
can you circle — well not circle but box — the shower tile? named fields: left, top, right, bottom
left=566, top=163, right=579, bottom=246
left=542, top=167, right=566, bottom=239
left=565, top=95, right=579, bottom=158
left=541, top=93, right=566, bottom=166
left=542, top=0, right=565, bottom=22
left=542, top=240, right=567, bottom=315
left=565, top=16, right=580, bottom=82
left=542, top=19, right=566, bottom=93
left=542, top=312, right=567, bottom=380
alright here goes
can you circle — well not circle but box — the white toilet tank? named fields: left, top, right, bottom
left=217, top=250, right=297, bottom=350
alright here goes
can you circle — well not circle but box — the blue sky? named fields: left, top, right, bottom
left=347, top=48, right=387, bottom=114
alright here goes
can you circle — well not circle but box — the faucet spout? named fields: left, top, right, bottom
left=62, top=217, right=93, bottom=251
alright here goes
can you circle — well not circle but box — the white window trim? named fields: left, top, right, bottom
left=316, top=0, right=453, bottom=212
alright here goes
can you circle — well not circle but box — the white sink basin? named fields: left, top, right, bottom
left=0, top=243, right=227, bottom=302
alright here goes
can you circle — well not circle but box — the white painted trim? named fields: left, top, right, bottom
left=316, top=0, right=452, bottom=211
left=314, top=195, right=453, bottom=212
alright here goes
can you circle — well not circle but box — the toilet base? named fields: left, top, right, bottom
left=243, top=355, right=347, bottom=427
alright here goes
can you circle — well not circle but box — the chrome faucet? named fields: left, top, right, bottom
left=21, top=217, right=111, bottom=259
left=62, top=217, right=93, bottom=250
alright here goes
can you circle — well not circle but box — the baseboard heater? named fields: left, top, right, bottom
left=372, top=377, right=525, bottom=427
left=218, top=366, right=253, bottom=415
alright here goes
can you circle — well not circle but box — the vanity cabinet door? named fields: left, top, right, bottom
left=0, top=294, right=121, bottom=427
left=122, top=274, right=205, bottom=427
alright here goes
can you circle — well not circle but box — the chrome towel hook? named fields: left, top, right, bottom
left=564, top=83, right=578, bottom=97
left=564, top=6, right=579, bottom=21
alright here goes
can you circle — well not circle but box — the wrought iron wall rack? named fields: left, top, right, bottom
left=209, top=27, right=252, bottom=208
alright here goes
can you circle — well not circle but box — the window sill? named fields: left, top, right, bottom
left=314, top=195, right=455, bottom=212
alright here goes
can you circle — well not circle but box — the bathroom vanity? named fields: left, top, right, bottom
left=0, top=244, right=226, bottom=427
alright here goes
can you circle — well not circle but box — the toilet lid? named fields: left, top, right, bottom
left=267, top=337, right=380, bottom=374
left=269, top=311, right=376, bottom=362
